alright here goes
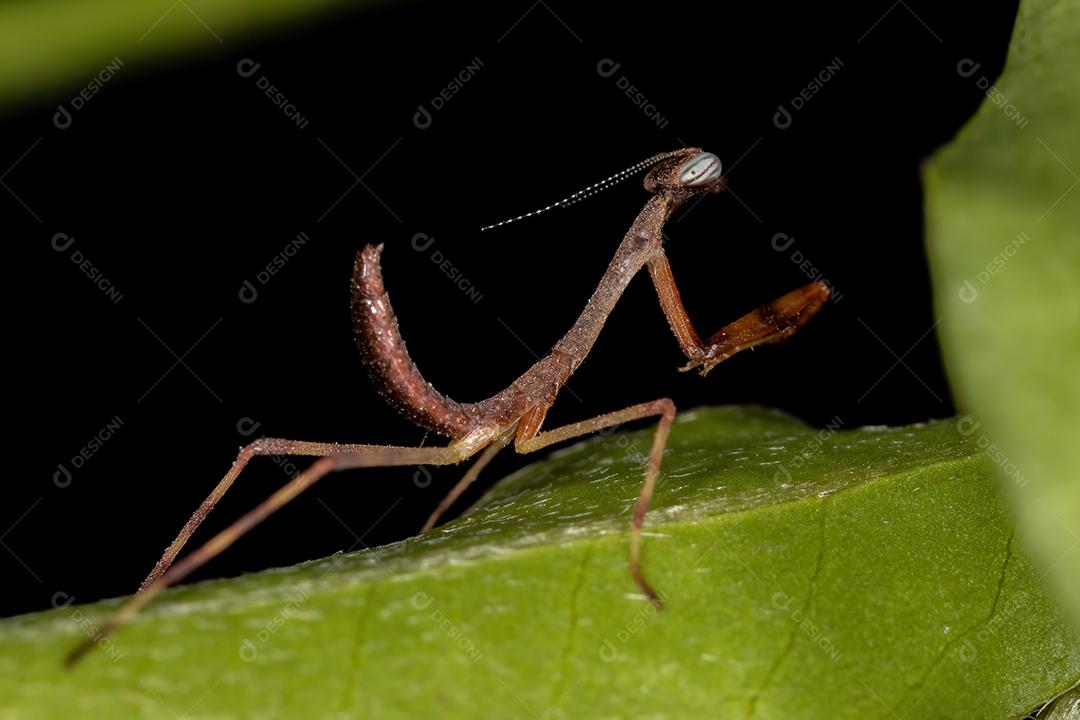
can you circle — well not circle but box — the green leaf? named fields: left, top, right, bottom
left=1, top=407, right=1077, bottom=718
left=0, top=0, right=393, bottom=110
left=924, top=0, right=1080, bottom=622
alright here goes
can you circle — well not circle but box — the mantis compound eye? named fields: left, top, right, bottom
left=678, top=152, right=723, bottom=187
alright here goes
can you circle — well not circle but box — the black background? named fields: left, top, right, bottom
left=3, top=0, right=1018, bottom=618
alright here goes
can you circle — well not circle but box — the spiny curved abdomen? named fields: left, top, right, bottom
left=351, top=244, right=477, bottom=437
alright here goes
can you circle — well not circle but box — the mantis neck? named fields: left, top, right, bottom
left=551, top=192, right=675, bottom=360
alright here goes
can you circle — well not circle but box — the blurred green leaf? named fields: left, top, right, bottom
left=1, top=407, right=1076, bottom=718
left=0, top=0, right=393, bottom=110
left=924, top=0, right=1080, bottom=622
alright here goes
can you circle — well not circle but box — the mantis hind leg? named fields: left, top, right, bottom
left=66, top=427, right=497, bottom=667
left=138, top=437, right=436, bottom=592
left=420, top=431, right=514, bottom=533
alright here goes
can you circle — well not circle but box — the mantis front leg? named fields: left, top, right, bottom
left=647, top=252, right=830, bottom=375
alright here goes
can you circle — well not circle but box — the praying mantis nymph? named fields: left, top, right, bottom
left=66, top=147, right=829, bottom=667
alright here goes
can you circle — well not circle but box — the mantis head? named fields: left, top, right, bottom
left=644, top=148, right=725, bottom=196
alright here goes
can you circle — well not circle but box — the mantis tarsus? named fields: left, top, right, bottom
left=66, top=147, right=829, bottom=666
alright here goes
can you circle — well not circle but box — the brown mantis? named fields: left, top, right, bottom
left=66, top=146, right=829, bottom=666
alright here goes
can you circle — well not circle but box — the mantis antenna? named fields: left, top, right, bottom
left=480, top=149, right=688, bottom=232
